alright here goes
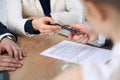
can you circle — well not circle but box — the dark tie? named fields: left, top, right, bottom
left=39, top=0, right=51, bottom=17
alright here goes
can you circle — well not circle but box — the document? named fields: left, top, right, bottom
left=40, top=40, right=112, bottom=64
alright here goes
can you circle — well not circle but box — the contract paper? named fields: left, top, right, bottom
left=40, top=40, right=112, bottom=64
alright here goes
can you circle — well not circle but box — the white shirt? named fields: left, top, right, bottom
left=1, top=0, right=105, bottom=46
left=89, top=34, right=106, bottom=47
left=1, top=0, right=84, bottom=36
left=82, top=43, right=120, bottom=80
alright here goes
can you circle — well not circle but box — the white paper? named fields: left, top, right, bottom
left=40, top=40, right=112, bottom=64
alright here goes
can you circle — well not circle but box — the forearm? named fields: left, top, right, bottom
left=6, top=0, right=30, bottom=36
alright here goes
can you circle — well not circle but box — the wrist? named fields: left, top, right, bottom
left=32, top=19, right=39, bottom=31
left=1, top=35, right=16, bottom=43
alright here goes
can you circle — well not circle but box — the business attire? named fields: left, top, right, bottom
left=2, top=0, right=111, bottom=47
left=0, top=22, right=16, bottom=42
left=2, top=0, right=83, bottom=36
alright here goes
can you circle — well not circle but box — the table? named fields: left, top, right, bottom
left=10, top=34, right=68, bottom=80
left=9, top=33, right=111, bottom=80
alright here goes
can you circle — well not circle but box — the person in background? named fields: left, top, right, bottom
left=54, top=0, right=120, bottom=80
left=2, top=0, right=83, bottom=36
left=0, top=22, right=26, bottom=71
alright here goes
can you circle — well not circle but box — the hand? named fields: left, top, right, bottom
left=0, top=55, right=22, bottom=71
left=68, top=24, right=99, bottom=44
left=32, top=17, right=61, bottom=35
left=0, top=38, right=26, bottom=60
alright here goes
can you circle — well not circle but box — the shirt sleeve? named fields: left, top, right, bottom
left=104, top=39, right=113, bottom=47
left=0, top=22, right=11, bottom=35
left=89, top=34, right=106, bottom=47
left=6, top=0, right=37, bottom=36
left=0, top=22, right=17, bottom=42
left=24, top=20, right=40, bottom=34
left=0, top=33, right=17, bottom=42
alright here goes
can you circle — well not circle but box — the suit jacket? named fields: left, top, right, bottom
left=3, top=0, right=84, bottom=36
left=0, top=22, right=11, bottom=35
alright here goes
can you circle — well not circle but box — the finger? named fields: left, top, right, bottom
left=19, top=48, right=26, bottom=57
left=79, top=36, right=89, bottom=44
left=76, top=34, right=89, bottom=43
left=18, top=50, right=23, bottom=60
left=21, top=49, right=26, bottom=57
left=68, top=32, right=74, bottom=40
left=43, top=17, right=56, bottom=24
left=40, top=32, right=49, bottom=35
left=73, top=34, right=84, bottom=41
left=0, top=66, right=16, bottom=71
left=1, top=56, right=20, bottom=64
left=12, top=47, right=19, bottom=60
left=0, top=62, right=22, bottom=68
left=0, top=46, right=2, bottom=54
left=41, top=25, right=61, bottom=30
left=5, top=46, right=13, bottom=58
left=40, top=30, right=53, bottom=34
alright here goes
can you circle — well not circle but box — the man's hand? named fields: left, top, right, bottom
left=0, top=38, right=26, bottom=60
left=32, top=17, right=61, bottom=35
left=68, top=24, right=99, bottom=44
left=0, top=55, right=22, bottom=71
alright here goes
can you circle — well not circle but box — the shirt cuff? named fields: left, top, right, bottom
left=104, top=39, right=113, bottom=47
left=0, top=33, right=17, bottom=42
left=89, top=34, right=106, bottom=47
left=24, top=20, right=40, bottom=35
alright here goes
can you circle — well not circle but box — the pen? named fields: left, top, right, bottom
left=47, top=23, right=77, bottom=34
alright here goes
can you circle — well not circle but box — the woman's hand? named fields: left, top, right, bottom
left=32, top=17, right=61, bottom=35
left=68, top=24, right=99, bottom=44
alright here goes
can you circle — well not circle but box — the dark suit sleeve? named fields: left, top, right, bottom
left=0, top=22, right=17, bottom=41
left=24, top=20, right=40, bottom=34
left=0, top=22, right=11, bottom=35
left=104, top=39, right=113, bottom=47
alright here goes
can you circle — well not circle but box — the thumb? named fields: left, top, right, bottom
left=43, top=17, right=56, bottom=24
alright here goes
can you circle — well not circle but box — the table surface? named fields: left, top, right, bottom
left=10, top=34, right=69, bottom=80
left=9, top=33, right=111, bottom=80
